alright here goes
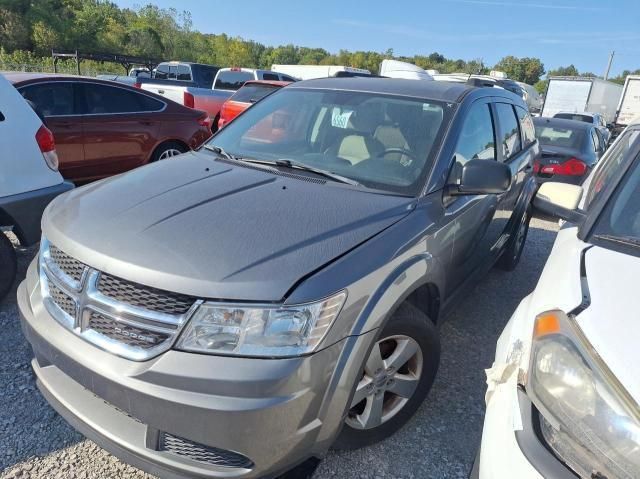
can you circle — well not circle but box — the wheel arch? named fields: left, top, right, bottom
left=349, top=253, right=445, bottom=338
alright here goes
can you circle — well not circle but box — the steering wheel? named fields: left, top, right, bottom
left=382, top=148, right=417, bottom=165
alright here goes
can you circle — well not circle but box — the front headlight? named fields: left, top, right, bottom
left=527, top=310, right=640, bottom=479
left=175, top=291, right=346, bottom=357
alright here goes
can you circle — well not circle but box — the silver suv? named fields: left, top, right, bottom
left=19, top=78, right=539, bottom=478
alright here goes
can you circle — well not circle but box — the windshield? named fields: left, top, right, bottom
left=535, top=124, right=585, bottom=149
left=207, top=88, right=450, bottom=195
left=591, top=132, right=640, bottom=245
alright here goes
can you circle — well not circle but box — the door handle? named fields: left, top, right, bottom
left=138, top=120, right=154, bottom=126
left=158, top=90, right=165, bottom=94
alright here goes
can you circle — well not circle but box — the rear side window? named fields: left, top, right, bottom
left=21, top=83, right=76, bottom=116
left=280, top=74, right=296, bottom=82
left=515, top=106, right=536, bottom=147
left=591, top=129, right=601, bottom=152
left=453, top=102, right=496, bottom=167
left=82, top=83, right=164, bottom=114
left=177, top=65, right=192, bottom=81
left=214, top=71, right=253, bottom=90
left=231, top=84, right=279, bottom=103
left=198, top=66, right=218, bottom=88
left=155, top=64, right=170, bottom=79
left=495, top=103, right=521, bottom=160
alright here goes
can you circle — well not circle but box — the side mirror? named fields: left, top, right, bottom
left=533, top=182, right=586, bottom=223
left=451, top=159, right=511, bottom=195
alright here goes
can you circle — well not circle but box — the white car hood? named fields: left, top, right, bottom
left=576, top=245, right=640, bottom=404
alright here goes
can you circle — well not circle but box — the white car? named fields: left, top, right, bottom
left=474, top=123, right=640, bottom=479
left=0, top=73, right=73, bottom=299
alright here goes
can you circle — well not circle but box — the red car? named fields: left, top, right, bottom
left=6, top=73, right=212, bottom=183
left=217, top=80, right=290, bottom=129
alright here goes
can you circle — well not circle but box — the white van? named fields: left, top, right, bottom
left=271, top=64, right=371, bottom=80
left=0, top=73, right=73, bottom=299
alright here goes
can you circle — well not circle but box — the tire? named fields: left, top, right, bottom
left=0, top=232, right=17, bottom=302
left=150, top=141, right=188, bottom=162
left=497, top=206, right=531, bottom=272
left=333, top=302, right=440, bottom=450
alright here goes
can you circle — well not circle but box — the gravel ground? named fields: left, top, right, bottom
left=0, top=218, right=559, bottom=479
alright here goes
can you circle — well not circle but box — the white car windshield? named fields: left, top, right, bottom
left=591, top=130, right=640, bottom=244
left=208, top=88, right=450, bottom=195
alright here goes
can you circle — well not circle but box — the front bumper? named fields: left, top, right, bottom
left=18, top=259, right=375, bottom=478
left=0, top=180, right=74, bottom=246
left=477, top=379, right=578, bottom=479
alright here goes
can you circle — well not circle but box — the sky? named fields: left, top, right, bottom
left=115, top=0, right=640, bottom=77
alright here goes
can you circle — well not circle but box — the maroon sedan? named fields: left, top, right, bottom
left=6, top=73, right=212, bottom=183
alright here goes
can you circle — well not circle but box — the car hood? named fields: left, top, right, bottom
left=575, top=245, right=640, bottom=403
left=43, top=152, right=415, bottom=301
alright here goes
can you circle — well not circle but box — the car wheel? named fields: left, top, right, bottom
left=0, top=232, right=17, bottom=301
left=151, top=142, right=188, bottom=162
left=333, top=302, right=440, bottom=450
left=497, top=206, right=531, bottom=272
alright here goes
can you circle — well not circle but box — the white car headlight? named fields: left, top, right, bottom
left=176, top=291, right=346, bottom=357
left=527, top=310, right=640, bottom=479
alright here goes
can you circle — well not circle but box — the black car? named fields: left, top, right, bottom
left=533, top=117, right=606, bottom=184
left=19, top=78, right=541, bottom=479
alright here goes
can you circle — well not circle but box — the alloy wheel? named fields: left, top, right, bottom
left=158, top=148, right=183, bottom=160
left=346, top=335, right=423, bottom=430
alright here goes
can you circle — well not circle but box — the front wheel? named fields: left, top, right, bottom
left=333, top=302, right=440, bottom=450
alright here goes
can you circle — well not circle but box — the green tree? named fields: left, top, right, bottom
left=494, top=56, right=545, bottom=84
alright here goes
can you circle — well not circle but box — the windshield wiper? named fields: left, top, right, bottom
left=593, top=234, right=640, bottom=248
left=201, top=149, right=361, bottom=187
left=202, top=144, right=237, bottom=161
left=238, top=158, right=361, bottom=186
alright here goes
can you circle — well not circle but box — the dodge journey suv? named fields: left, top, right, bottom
left=19, top=78, right=540, bottom=478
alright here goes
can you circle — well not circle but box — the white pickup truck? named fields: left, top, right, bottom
left=102, top=63, right=295, bottom=130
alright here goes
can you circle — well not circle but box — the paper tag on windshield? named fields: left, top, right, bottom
left=331, top=108, right=353, bottom=129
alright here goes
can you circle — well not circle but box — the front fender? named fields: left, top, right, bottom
left=350, top=252, right=445, bottom=336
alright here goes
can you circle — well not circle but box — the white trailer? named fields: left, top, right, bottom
left=541, top=77, right=622, bottom=123
left=615, top=75, right=640, bottom=126
left=271, top=64, right=371, bottom=80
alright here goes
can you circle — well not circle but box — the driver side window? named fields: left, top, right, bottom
left=449, top=102, right=496, bottom=182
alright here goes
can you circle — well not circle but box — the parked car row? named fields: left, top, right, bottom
left=3, top=65, right=640, bottom=479
left=100, top=62, right=298, bottom=128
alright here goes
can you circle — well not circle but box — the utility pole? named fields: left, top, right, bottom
left=604, top=51, right=615, bottom=80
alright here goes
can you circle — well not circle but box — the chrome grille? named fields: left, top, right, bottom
left=39, top=239, right=198, bottom=361
left=98, top=273, right=195, bottom=315
left=87, top=311, right=170, bottom=350
left=159, top=432, right=253, bottom=469
left=48, top=282, right=76, bottom=318
left=48, top=245, right=86, bottom=283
